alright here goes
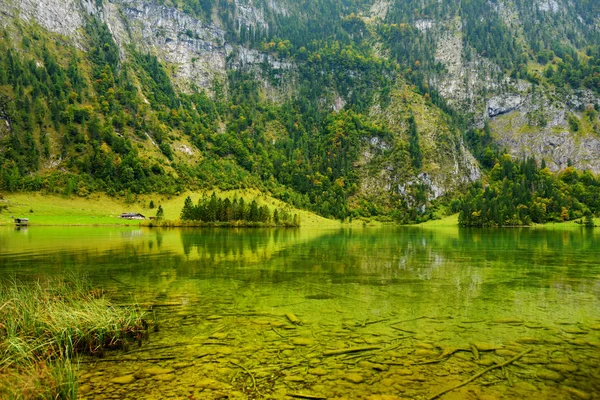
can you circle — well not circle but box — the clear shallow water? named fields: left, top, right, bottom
left=1, top=226, right=599, bottom=399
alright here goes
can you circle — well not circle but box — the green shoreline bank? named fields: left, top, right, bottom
left=0, top=277, right=153, bottom=399
left=0, top=193, right=593, bottom=230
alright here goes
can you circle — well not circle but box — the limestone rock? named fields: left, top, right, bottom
left=344, top=373, right=364, bottom=384
left=536, top=370, right=564, bottom=382
left=145, top=367, right=175, bottom=375
left=110, top=375, right=135, bottom=385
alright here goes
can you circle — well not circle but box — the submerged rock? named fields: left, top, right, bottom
left=495, top=349, right=518, bottom=357
left=414, top=349, right=438, bottom=357
left=562, top=386, right=592, bottom=400
left=547, top=363, right=577, bottom=373
left=344, top=373, right=364, bottom=383
left=563, top=327, right=588, bottom=334
left=309, top=367, right=328, bottom=376
left=519, top=357, right=548, bottom=365
left=210, top=332, right=228, bottom=340
left=195, top=378, right=232, bottom=390
left=414, top=342, right=436, bottom=350
left=291, top=337, right=314, bottom=346
left=472, top=342, right=501, bottom=352
left=172, top=362, right=192, bottom=369
left=516, top=337, right=541, bottom=344
left=78, top=384, right=92, bottom=393
left=551, top=357, right=572, bottom=364
left=395, top=368, right=413, bottom=376
left=358, top=361, right=389, bottom=371
left=110, top=375, right=135, bottom=385
left=153, top=373, right=175, bottom=381
left=145, top=367, right=175, bottom=375
left=536, top=370, right=564, bottom=382
left=284, top=375, right=306, bottom=383
left=476, top=358, right=496, bottom=366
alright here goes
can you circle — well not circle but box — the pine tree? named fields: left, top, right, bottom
left=584, top=210, right=594, bottom=228
left=156, top=205, right=164, bottom=220
left=180, top=196, right=194, bottom=220
left=407, top=113, right=422, bottom=170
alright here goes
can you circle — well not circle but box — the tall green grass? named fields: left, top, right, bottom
left=0, top=277, right=148, bottom=399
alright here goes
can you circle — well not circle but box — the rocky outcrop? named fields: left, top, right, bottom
left=430, top=20, right=502, bottom=112
left=0, top=0, right=97, bottom=42
left=487, top=94, right=525, bottom=118
left=120, top=1, right=228, bottom=90
left=497, top=129, right=600, bottom=172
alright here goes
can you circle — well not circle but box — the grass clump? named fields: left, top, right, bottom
left=0, top=277, right=149, bottom=399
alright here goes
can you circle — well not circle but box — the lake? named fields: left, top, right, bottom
left=1, top=225, right=599, bottom=399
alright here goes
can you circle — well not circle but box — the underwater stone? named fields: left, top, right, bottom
left=309, top=367, right=328, bottom=376
left=395, top=368, right=413, bottom=376
left=153, top=373, right=175, bottom=381
left=414, top=342, right=436, bottom=350
left=547, top=364, right=578, bottom=373
left=455, top=352, right=473, bottom=361
left=516, top=337, right=541, bottom=344
left=291, top=337, right=314, bottom=346
left=563, top=327, right=588, bottom=334
left=284, top=375, right=306, bottom=382
left=519, top=357, right=548, bottom=365
left=144, top=367, right=175, bottom=375
left=414, top=349, right=438, bottom=357
left=475, top=358, right=495, bottom=366
left=568, top=338, right=588, bottom=346
left=110, top=375, right=136, bottom=385
left=344, top=373, right=364, bottom=383
left=358, top=361, right=389, bottom=371
left=536, top=370, right=564, bottom=381
left=172, top=362, right=192, bottom=369
left=472, top=342, right=501, bottom=352
left=195, top=378, right=232, bottom=390
left=562, top=386, right=592, bottom=400
left=210, top=332, right=228, bottom=339
left=495, top=349, right=518, bottom=357
left=78, top=384, right=92, bottom=393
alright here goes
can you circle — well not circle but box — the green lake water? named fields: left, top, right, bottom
left=1, top=225, right=599, bottom=399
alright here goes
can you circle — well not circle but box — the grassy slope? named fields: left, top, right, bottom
left=0, top=190, right=343, bottom=228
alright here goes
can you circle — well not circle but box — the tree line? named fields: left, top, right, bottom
left=180, top=193, right=300, bottom=226
left=458, top=155, right=600, bottom=227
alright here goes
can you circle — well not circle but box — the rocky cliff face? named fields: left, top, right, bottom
left=0, top=0, right=292, bottom=91
left=396, top=0, right=600, bottom=173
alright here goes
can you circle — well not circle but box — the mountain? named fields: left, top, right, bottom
left=0, top=0, right=597, bottom=222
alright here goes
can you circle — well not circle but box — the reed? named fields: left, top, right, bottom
left=0, top=277, right=148, bottom=399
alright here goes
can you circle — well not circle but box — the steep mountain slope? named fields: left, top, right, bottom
left=0, top=0, right=481, bottom=221
left=0, top=0, right=598, bottom=222
left=371, top=0, right=600, bottom=172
